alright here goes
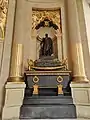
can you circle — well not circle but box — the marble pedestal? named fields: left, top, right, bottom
left=70, top=82, right=90, bottom=119
left=2, top=82, right=26, bottom=120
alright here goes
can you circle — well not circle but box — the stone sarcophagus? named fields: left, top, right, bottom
left=24, top=70, right=72, bottom=96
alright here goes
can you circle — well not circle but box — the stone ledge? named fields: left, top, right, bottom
left=5, top=82, right=26, bottom=89
left=70, top=82, right=90, bottom=88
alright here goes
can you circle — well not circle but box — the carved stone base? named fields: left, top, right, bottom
left=2, top=82, right=26, bottom=120
left=70, top=82, right=90, bottom=119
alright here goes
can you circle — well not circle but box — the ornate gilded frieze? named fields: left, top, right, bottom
left=0, top=0, right=8, bottom=39
left=32, top=9, right=61, bottom=30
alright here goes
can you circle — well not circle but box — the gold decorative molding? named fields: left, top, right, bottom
left=0, top=0, right=8, bottom=39
left=32, top=9, right=61, bottom=30
left=32, top=65, right=66, bottom=71
left=26, top=0, right=60, bottom=3
left=25, top=70, right=71, bottom=76
left=8, top=76, right=24, bottom=82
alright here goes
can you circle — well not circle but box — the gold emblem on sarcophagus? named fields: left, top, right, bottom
left=57, top=76, right=63, bottom=83
left=57, top=76, right=63, bottom=94
left=57, top=84, right=63, bottom=95
left=32, top=76, right=39, bottom=95
left=33, top=84, right=39, bottom=95
left=33, top=76, right=39, bottom=83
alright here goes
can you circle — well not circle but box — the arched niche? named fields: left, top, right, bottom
left=31, top=8, right=63, bottom=61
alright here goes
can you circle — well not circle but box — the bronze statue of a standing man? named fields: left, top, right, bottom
left=39, top=34, right=53, bottom=57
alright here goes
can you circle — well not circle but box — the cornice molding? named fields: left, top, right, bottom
left=26, top=0, right=60, bottom=3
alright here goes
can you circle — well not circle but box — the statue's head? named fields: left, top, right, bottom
left=45, top=33, right=48, bottom=37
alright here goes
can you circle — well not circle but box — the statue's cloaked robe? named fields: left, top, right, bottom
left=40, top=36, right=53, bottom=57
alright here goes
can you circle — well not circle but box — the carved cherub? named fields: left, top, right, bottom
left=27, top=59, right=34, bottom=71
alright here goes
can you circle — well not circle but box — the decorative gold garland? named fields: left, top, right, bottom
left=0, top=0, right=8, bottom=39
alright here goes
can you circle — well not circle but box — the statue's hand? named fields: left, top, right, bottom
left=36, top=35, right=42, bottom=42
left=36, top=35, right=39, bottom=39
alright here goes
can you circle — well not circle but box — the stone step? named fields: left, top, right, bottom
left=23, top=96, right=73, bottom=105
left=20, top=104, right=77, bottom=119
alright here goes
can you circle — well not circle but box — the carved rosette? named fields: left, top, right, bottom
left=0, top=0, right=8, bottom=39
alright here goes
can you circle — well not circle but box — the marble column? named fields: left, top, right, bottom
left=8, top=44, right=23, bottom=82
left=66, top=0, right=89, bottom=83
left=72, top=42, right=89, bottom=82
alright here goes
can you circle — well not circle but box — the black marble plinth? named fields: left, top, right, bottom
left=20, top=96, right=77, bottom=119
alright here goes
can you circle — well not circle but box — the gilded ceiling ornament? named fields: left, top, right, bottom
left=0, top=0, right=8, bottom=39
left=32, top=9, right=61, bottom=31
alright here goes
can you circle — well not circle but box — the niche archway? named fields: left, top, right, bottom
left=31, top=8, right=62, bottom=61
